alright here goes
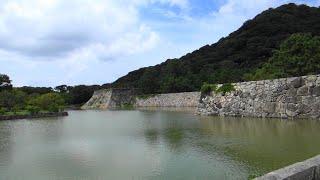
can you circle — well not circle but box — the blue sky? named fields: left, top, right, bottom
left=0, top=0, right=319, bottom=87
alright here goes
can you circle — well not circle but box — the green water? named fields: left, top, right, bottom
left=0, top=109, right=320, bottom=180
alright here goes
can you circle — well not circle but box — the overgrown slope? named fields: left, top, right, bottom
left=111, top=3, right=320, bottom=94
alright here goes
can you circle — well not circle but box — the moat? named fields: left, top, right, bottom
left=1, top=109, right=320, bottom=179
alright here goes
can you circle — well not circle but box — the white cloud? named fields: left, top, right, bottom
left=154, top=0, right=189, bottom=9
left=0, top=0, right=319, bottom=87
left=0, top=0, right=159, bottom=58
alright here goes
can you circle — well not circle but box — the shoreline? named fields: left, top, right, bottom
left=0, top=112, right=68, bottom=120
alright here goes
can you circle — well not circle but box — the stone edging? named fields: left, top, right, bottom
left=255, top=155, right=320, bottom=180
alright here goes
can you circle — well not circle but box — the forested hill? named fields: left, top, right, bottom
left=110, top=3, right=320, bottom=94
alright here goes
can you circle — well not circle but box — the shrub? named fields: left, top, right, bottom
left=217, top=83, right=236, bottom=95
left=58, top=106, right=65, bottom=112
left=28, top=93, right=65, bottom=112
left=48, top=105, right=59, bottom=112
left=200, top=83, right=218, bottom=94
left=26, top=105, right=41, bottom=115
left=13, top=106, right=21, bottom=114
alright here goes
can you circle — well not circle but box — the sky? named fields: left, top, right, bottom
left=0, top=0, right=319, bottom=87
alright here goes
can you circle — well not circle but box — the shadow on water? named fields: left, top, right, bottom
left=140, top=109, right=320, bottom=177
left=196, top=116, right=320, bottom=173
left=144, top=129, right=159, bottom=144
left=163, top=128, right=184, bottom=146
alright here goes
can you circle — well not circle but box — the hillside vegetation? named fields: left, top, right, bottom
left=111, top=3, right=320, bottom=94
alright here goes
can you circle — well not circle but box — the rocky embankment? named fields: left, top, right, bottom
left=197, top=75, right=320, bottom=119
left=134, top=92, right=200, bottom=107
left=81, top=89, right=140, bottom=109
left=81, top=89, right=200, bottom=109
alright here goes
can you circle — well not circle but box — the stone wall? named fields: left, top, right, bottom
left=81, top=89, right=201, bottom=109
left=133, top=92, right=200, bottom=107
left=197, top=75, right=320, bottom=119
left=81, top=89, right=112, bottom=109
left=81, top=89, right=140, bottom=109
left=255, top=155, right=320, bottom=180
left=109, top=89, right=140, bottom=108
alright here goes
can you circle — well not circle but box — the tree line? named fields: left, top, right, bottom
left=0, top=76, right=110, bottom=115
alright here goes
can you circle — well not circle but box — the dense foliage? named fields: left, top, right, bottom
left=245, top=33, right=320, bottom=80
left=200, top=83, right=217, bottom=94
left=200, top=83, right=235, bottom=95
left=28, top=93, right=65, bottom=112
left=111, top=4, right=320, bottom=94
left=16, top=86, right=54, bottom=95
left=217, top=83, right=236, bottom=95
left=14, top=84, right=105, bottom=106
left=0, top=74, right=68, bottom=115
left=0, top=88, right=65, bottom=115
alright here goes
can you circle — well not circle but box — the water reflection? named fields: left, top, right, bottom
left=144, top=129, right=159, bottom=144
left=0, top=121, right=14, bottom=167
left=197, top=116, right=320, bottom=172
left=163, top=128, right=184, bottom=145
left=0, top=110, right=320, bottom=180
left=136, top=106, right=197, bottom=112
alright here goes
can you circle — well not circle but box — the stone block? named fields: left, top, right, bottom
left=287, top=103, right=298, bottom=112
left=263, top=102, right=276, bottom=113
left=280, top=113, right=288, bottom=119
left=306, top=75, right=317, bottom=82
left=278, top=84, right=290, bottom=92
left=304, top=96, right=316, bottom=105
left=289, top=77, right=304, bottom=88
left=286, top=88, right=298, bottom=97
left=297, top=86, right=309, bottom=96
left=286, top=109, right=297, bottom=117
left=316, top=77, right=320, bottom=85
left=310, top=86, right=320, bottom=96
left=297, top=104, right=311, bottom=114
left=285, top=97, right=295, bottom=103
left=294, top=96, right=303, bottom=103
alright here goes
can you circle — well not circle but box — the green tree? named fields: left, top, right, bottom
left=26, top=105, right=41, bottom=115
left=29, top=93, right=65, bottom=112
left=137, top=69, right=159, bottom=94
left=0, top=90, right=28, bottom=111
left=217, top=83, right=236, bottom=95
left=248, top=33, right=320, bottom=80
left=270, top=33, right=320, bottom=76
left=17, top=86, right=53, bottom=95
left=0, top=107, right=7, bottom=115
